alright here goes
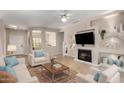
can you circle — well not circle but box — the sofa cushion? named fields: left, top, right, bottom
left=12, top=64, right=32, bottom=82
left=4, top=56, right=19, bottom=67
left=98, top=65, right=118, bottom=83
left=34, top=57, right=47, bottom=63
left=34, top=51, right=44, bottom=57
left=0, top=57, right=5, bottom=66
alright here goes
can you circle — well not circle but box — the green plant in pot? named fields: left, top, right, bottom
left=100, top=30, right=106, bottom=40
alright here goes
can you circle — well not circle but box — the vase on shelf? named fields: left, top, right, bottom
left=100, top=30, right=106, bottom=40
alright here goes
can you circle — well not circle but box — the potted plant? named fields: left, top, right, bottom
left=100, top=30, right=106, bottom=40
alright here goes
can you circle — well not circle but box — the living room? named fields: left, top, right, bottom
left=0, top=10, right=124, bottom=83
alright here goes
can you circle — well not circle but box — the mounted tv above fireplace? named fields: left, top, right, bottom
left=75, top=31, right=95, bottom=45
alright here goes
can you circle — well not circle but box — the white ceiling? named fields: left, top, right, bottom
left=0, top=10, right=107, bottom=29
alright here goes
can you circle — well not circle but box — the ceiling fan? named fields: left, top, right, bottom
left=59, top=10, right=72, bottom=23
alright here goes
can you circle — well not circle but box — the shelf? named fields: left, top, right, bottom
left=105, top=32, right=124, bottom=38
left=99, top=48, right=124, bottom=55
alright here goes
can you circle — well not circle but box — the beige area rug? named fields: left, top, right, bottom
left=28, top=66, right=77, bottom=83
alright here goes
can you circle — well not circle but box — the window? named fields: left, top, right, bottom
left=46, top=32, right=56, bottom=47
left=32, top=38, right=41, bottom=50
left=32, top=30, right=42, bottom=50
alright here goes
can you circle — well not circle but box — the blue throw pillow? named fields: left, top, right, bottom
left=0, top=66, right=16, bottom=77
left=4, top=56, right=19, bottom=67
left=5, top=66, right=16, bottom=77
left=34, top=51, right=44, bottom=57
left=93, top=71, right=101, bottom=82
left=114, top=60, right=123, bottom=67
left=107, top=58, right=114, bottom=65
left=0, top=66, right=6, bottom=71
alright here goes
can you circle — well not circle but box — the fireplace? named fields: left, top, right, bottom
left=78, top=49, right=92, bottom=62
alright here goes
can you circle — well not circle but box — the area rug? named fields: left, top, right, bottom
left=28, top=66, right=77, bottom=83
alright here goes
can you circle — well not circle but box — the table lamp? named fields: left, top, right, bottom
left=7, top=45, right=16, bottom=55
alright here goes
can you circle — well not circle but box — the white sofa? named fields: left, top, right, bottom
left=76, top=65, right=120, bottom=83
left=28, top=50, right=50, bottom=67
left=0, top=57, right=39, bottom=83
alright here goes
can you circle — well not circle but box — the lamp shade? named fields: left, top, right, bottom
left=7, top=45, right=16, bottom=52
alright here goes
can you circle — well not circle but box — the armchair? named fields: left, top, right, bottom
left=28, top=50, right=50, bottom=67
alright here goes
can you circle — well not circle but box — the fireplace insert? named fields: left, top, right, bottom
left=78, top=49, right=92, bottom=62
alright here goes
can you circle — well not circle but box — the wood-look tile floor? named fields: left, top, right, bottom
left=55, top=55, right=124, bottom=83
left=55, top=56, right=92, bottom=75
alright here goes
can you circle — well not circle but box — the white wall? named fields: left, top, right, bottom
left=41, top=31, right=64, bottom=56
left=62, top=13, right=124, bottom=64
left=6, top=29, right=28, bottom=54
left=62, top=21, right=92, bottom=57
left=0, top=19, right=6, bottom=56
left=29, top=28, right=64, bottom=56
left=6, top=27, right=64, bottom=56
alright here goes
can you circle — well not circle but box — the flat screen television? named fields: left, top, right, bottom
left=75, top=32, right=95, bottom=45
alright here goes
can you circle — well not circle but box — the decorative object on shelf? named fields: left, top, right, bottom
left=103, top=36, right=121, bottom=49
left=89, top=20, right=93, bottom=27
left=64, top=42, right=68, bottom=54
left=65, top=47, right=68, bottom=54
left=70, top=43, right=76, bottom=49
left=120, top=23, right=124, bottom=32
left=100, top=30, right=106, bottom=40
left=7, top=45, right=16, bottom=55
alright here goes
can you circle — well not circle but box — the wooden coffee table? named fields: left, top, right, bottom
left=41, top=61, right=70, bottom=82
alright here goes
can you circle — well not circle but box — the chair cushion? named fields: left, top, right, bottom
left=34, top=51, right=44, bottom=57
left=34, top=57, right=47, bottom=63
left=0, top=57, right=5, bottom=66
left=4, top=56, right=19, bottom=67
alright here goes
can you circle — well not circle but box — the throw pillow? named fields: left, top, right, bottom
left=119, top=56, right=124, bottom=67
left=93, top=71, right=101, bottom=82
left=0, top=66, right=16, bottom=77
left=107, top=57, right=115, bottom=65
left=5, top=66, right=16, bottom=77
left=0, top=71, right=17, bottom=83
left=4, top=56, right=19, bottom=67
left=34, top=51, right=44, bottom=57
left=114, top=60, right=123, bottom=67
left=0, top=66, right=6, bottom=71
